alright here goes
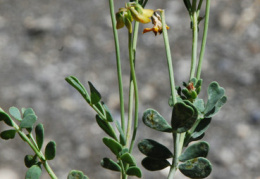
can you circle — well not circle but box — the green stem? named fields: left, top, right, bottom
left=160, top=10, right=179, bottom=179
left=161, top=10, right=177, bottom=105
left=190, top=0, right=198, bottom=80
left=167, top=133, right=180, bottom=179
left=108, top=0, right=125, bottom=133
left=129, top=21, right=140, bottom=153
left=126, top=21, right=139, bottom=144
left=12, top=122, right=57, bottom=179
left=197, top=0, right=204, bottom=17
left=196, top=0, right=210, bottom=79
left=119, top=160, right=126, bottom=179
left=126, top=32, right=134, bottom=149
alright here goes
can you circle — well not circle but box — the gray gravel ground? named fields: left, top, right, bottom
left=0, top=0, right=260, bottom=178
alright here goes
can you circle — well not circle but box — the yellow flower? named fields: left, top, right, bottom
left=115, top=3, right=154, bottom=33
left=143, top=12, right=170, bottom=36
left=129, top=4, right=154, bottom=24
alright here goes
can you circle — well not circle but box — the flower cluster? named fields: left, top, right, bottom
left=116, top=3, right=154, bottom=33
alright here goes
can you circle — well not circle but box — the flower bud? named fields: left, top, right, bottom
left=124, top=15, right=133, bottom=33
left=116, top=11, right=125, bottom=29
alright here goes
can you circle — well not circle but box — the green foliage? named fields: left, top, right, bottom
left=179, top=141, right=209, bottom=162
left=45, top=141, right=56, bottom=160
left=184, top=118, right=212, bottom=146
left=115, top=120, right=126, bottom=146
left=142, top=157, right=171, bottom=171
left=65, top=76, right=90, bottom=103
left=24, top=155, right=38, bottom=168
left=67, top=170, right=89, bottom=179
left=96, top=115, right=115, bottom=139
left=126, top=166, right=142, bottom=178
left=0, top=109, right=14, bottom=127
left=142, top=109, right=172, bottom=132
left=103, top=137, right=123, bottom=157
left=9, top=106, right=22, bottom=121
left=101, top=158, right=121, bottom=172
left=88, top=81, right=101, bottom=105
left=0, top=129, right=16, bottom=140
left=25, top=165, right=42, bottom=179
left=171, top=102, right=197, bottom=133
left=178, top=157, right=212, bottom=178
left=204, top=82, right=227, bottom=117
left=138, top=139, right=173, bottom=159
left=103, top=104, right=114, bottom=122
left=35, top=123, right=44, bottom=150
left=120, top=152, right=136, bottom=165
left=20, top=108, right=37, bottom=130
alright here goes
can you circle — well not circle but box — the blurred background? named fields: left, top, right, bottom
left=0, top=0, right=260, bottom=178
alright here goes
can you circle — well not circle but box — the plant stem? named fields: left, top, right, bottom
left=12, top=122, right=57, bottom=179
left=196, top=0, right=211, bottom=79
left=160, top=10, right=180, bottom=179
left=129, top=21, right=140, bottom=153
left=190, top=0, right=198, bottom=80
left=161, top=10, right=177, bottom=105
left=126, top=32, right=134, bottom=149
left=197, top=0, right=204, bottom=17
left=167, top=133, right=180, bottom=179
left=108, top=0, right=125, bottom=133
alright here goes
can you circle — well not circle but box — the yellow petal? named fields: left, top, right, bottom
left=143, top=9, right=154, bottom=18
left=130, top=7, right=151, bottom=24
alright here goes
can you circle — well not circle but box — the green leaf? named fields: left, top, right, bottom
left=103, top=104, right=113, bottom=122
left=96, top=115, right=115, bottom=139
left=207, top=95, right=227, bottom=117
left=138, top=139, right=173, bottom=159
left=9, top=107, right=22, bottom=121
left=120, top=152, right=136, bottom=165
left=100, top=158, right=121, bottom=172
left=103, top=137, right=122, bottom=157
left=171, top=102, right=196, bottom=133
left=195, top=78, right=202, bottom=87
left=67, top=170, right=89, bottom=179
left=142, top=157, right=170, bottom=171
left=184, top=118, right=211, bottom=146
left=191, top=118, right=211, bottom=139
left=35, top=123, right=44, bottom=150
left=115, top=120, right=126, bottom=146
left=193, top=98, right=205, bottom=113
left=65, top=76, right=90, bottom=103
left=179, top=141, right=209, bottom=162
left=45, top=141, right=56, bottom=160
left=25, top=165, right=42, bottom=179
left=0, top=110, right=14, bottom=127
left=23, top=108, right=35, bottom=118
left=126, top=166, right=142, bottom=178
left=142, top=109, right=172, bottom=132
left=204, top=82, right=226, bottom=117
left=178, top=157, right=212, bottom=178
left=20, top=114, right=37, bottom=129
left=0, top=129, right=16, bottom=140
left=24, top=155, right=38, bottom=168
left=95, top=102, right=105, bottom=116
left=88, top=81, right=101, bottom=105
